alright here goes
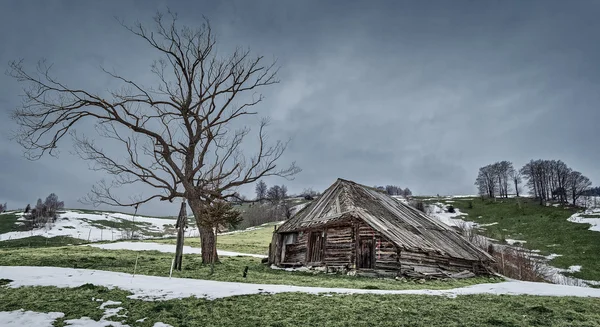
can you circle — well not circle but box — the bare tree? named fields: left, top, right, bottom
left=255, top=180, right=267, bottom=201
left=301, top=187, right=317, bottom=200
left=509, top=168, right=522, bottom=197
left=567, top=171, right=592, bottom=206
left=267, top=185, right=286, bottom=203
left=8, top=11, right=300, bottom=263
left=475, top=164, right=498, bottom=198
left=0, top=203, right=6, bottom=213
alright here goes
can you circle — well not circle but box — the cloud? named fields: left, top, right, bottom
left=1, top=0, right=599, bottom=215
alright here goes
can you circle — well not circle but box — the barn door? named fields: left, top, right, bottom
left=358, top=239, right=374, bottom=269
left=308, top=232, right=324, bottom=263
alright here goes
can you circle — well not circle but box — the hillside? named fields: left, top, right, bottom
left=417, top=195, right=600, bottom=285
left=0, top=209, right=187, bottom=246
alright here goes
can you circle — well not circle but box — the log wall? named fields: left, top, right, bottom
left=273, top=220, right=488, bottom=275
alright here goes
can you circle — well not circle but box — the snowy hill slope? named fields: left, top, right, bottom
left=0, top=210, right=186, bottom=242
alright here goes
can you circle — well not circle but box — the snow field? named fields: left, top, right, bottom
left=3, top=266, right=600, bottom=301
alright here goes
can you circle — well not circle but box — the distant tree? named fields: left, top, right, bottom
left=44, top=193, right=64, bottom=216
left=384, top=185, right=403, bottom=196
left=475, top=164, right=498, bottom=198
left=509, top=168, right=522, bottom=197
left=582, top=187, right=600, bottom=197
left=301, top=188, right=317, bottom=200
left=280, top=185, right=288, bottom=199
left=521, top=159, right=577, bottom=205
left=255, top=181, right=268, bottom=201
left=24, top=194, right=64, bottom=228
left=267, top=185, right=286, bottom=203
left=566, top=171, right=592, bottom=206
left=403, top=188, right=412, bottom=197
left=24, top=204, right=31, bottom=214
left=0, top=203, right=6, bottom=213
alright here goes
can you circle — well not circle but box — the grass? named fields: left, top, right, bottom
left=0, top=236, right=87, bottom=249
left=0, top=246, right=500, bottom=290
left=151, top=224, right=275, bottom=255
left=427, top=197, right=600, bottom=281
left=1, top=284, right=600, bottom=326
left=0, top=211, right=29, bottom=234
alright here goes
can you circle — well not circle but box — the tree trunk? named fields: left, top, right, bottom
left=189, top=200, right=219, bottom=264
left=199, top=226, right=218, bottom=264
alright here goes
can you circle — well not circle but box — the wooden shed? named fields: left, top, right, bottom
left=268, top=179, right=494, bottom=278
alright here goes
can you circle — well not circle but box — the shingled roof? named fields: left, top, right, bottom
left=278, top=178, right=493, bottom=262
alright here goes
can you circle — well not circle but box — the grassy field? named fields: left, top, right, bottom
left=151, top=224, right=276, bottom=256
left=420, top=197, right=600, bottom=281
left=0, top=246, right=499, bottom=290
left=1, top=284, right=600, bottom=327
left=0, top=236, right=87, bottom=249
left=0, top=211, right=28, bottom=235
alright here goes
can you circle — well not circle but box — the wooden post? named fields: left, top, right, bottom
left=133, top=253, right=139, bottom=277
left=174, top=201, right=188, bottom=271
left=169, top=258, right=175, bottom=278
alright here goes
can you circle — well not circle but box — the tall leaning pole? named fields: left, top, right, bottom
left=174, top=200, right=188, bottom=271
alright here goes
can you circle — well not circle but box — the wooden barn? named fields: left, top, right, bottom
left=268, top=179, right=494, bottom=278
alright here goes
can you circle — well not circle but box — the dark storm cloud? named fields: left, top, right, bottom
left=1, top=0, right=599, bottom=215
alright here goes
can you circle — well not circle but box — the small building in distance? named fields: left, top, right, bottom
left=268, top=178, right=494, bottom=278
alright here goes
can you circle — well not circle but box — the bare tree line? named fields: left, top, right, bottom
left=373, top=185, right=412, bottom=197
left=475, top=159, right=592, bottom=205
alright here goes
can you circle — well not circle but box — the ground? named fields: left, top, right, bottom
left=3, top=202, right=600, bottom=326
left=417, top=196, right=600, bottom=282
left=3, top=285, right=600, bottom=326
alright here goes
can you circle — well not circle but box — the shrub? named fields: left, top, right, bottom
left=23, top=193, right=64, bottom=229
left=411, top=201, right=426, bottom=213
left=447, top=205, right=455, bottom=213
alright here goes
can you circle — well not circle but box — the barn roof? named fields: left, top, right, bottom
left=277, top=178, right=493, bottom=262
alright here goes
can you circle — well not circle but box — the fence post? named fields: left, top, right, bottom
left=133, top=253, right=139, bottom=277
left=169, top=258, right=175, bottom=278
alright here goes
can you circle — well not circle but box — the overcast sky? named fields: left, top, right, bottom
left=1, top=0, right=599, bottom=216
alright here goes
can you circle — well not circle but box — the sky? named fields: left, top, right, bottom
left=1, top=0, right=599, bottom=216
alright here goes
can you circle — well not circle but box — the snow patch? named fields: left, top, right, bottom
left=0, top=210, right=183, bottom=243
left=505, top=239, right=527, bottom=245
left=0, top=309, right=64, bottom=327
left=4, top=266, right=600, bottom=300
left=427, top=203, right=475, bottom=229
left=86, top=241, right=267, bottom=258
left=567, top=209, right=600, bottom=232
left=545, top=253, right=562, bottom=260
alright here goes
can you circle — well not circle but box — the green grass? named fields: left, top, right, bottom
left=1, top=284, right=600, bottom=326
left=151, top=225, right=275, bottom=255
left=431, top=197, right=600, bottom=281
left=0, top=236, right=87, bottom=249
left=0, top=211, right=29, bottom=234
left=0, top=246, right=500, bottom=290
